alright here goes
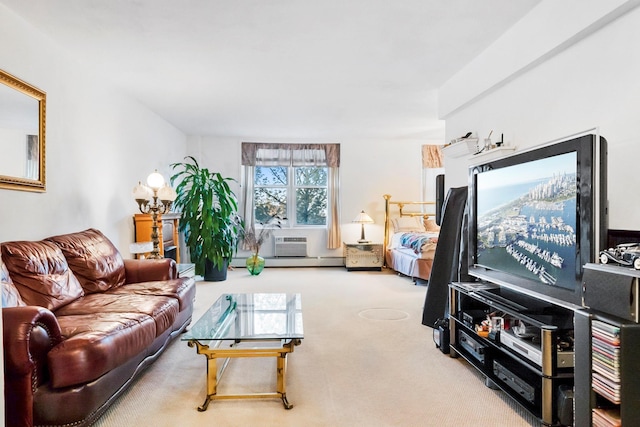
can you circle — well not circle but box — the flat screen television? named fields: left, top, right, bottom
left=467, top=134, right=607, bottom=307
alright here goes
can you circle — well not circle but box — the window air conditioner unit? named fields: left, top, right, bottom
left=274, top=236, right=307, bottom=257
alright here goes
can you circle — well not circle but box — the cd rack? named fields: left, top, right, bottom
left=591, top=320, right=621, bottom=405
left=588, top=316, right=640, bottom=426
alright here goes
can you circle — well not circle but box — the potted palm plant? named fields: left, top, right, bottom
left=241, top=215, right=284, bottom=275
left=170, top=156, right=242, bottom=281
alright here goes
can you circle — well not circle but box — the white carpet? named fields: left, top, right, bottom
left=94, top=267, right=537, bottom=427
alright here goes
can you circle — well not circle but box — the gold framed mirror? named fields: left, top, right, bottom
left=0, top=69, right=46, bottom=192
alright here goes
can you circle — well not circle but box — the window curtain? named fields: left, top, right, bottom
left=421, top=145, right=444, bottom=205
left=422, top=145, right=443, bottom=168
left=241, top=164, right=256, bottom=240
left=241, top=142, right=342, bottom=249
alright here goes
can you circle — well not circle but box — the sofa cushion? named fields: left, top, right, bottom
left=2, top=280, right=26, bottom=308
left=1, top=252, right=25, bottom=307
left=108, top=278, right=195, bottom=311
left=0, top=250, right=10, bottom=283
left=50, top=312, right=157, bottom=388
left=54, top=292, right=179, bottom=338
left=1, top=240, right=84, bottom=310
left=47, top=228, right=126, bottom=294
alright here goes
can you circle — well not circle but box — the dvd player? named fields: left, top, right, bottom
left=493, top=360, right=536, bottom=404
left=459, top=330, right=487, bottom=363
left=500, top=330, right=574, bottom=368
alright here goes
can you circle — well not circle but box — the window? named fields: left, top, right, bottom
left=254, top=165, right=328, bottom=226
left=241, top=142, right=341, bottom=249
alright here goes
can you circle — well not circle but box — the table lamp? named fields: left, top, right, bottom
left=353, top=210, right=374, bottom=243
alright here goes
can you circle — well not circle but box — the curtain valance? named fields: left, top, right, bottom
left=421, top=144, right=443, bottom=168
left=241, top=142, right=340, bottom=167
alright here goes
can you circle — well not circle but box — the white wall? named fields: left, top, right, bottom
left=187, top=135, right=435, bottom=258
left=439, top=0, right=640, bottom=230
left=0, top=5, right=187, bottom=251
left=0, top=6, right=188, bottom=424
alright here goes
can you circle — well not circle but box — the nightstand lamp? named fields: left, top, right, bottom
left=353, top=210, right=374, bottom=243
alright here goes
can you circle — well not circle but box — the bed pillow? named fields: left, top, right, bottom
left=392, top=216, right=426, bottom=233
left=424, top=218, right=441, bottom=232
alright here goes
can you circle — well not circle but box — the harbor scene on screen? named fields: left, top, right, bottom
left=476, top=152, right=578, bottom=290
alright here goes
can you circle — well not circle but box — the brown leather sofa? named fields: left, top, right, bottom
left=1, top=228, right=196, bottom=427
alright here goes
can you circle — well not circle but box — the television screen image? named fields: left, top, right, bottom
left=467, top=133, right=607, bottom=307
left=476, top=152, right=577, bottom=291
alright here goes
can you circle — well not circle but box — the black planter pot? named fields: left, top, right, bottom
left=204, top=259, right=228, bottom=281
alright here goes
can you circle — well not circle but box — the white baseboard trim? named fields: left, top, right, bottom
left=231, top=257, right=345, bottom=268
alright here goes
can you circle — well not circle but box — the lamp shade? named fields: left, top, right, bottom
left=352, top=210, right=374, bottom=224
left=158, top=183, right=177, bottom=202
left=132, top=181, right=153, bottom=200
left=146, top=170, right=165, bottom=190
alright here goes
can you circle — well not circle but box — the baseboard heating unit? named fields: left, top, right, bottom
left=274, top=237, right=307, bottom=257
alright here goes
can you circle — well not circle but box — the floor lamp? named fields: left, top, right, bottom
left=133, top=170, right=176, bottom=259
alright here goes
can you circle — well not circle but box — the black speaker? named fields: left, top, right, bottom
left=435, top=174, right=445, bottom=226
left=422, top=186, right=468, bottom=327
left=433, top=318, right=450, bottom=354
left=583, top=263, right=640, bottom=322
left=557, top=385, right=574, bottom=426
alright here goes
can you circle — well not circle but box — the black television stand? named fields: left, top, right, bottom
left=471, top=288, right=528, bottom=312
left=448, top=282, right=576, bottom=426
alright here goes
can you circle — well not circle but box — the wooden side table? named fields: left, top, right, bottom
left=177, top=263, right=195, bottom=278
left=133, top=212, right=181, bottom=262
left=344, top=243, right=383, bottom=271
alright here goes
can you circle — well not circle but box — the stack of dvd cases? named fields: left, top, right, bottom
left=591, top=320, right=621, bottom=427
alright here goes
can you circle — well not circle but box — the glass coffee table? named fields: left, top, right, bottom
left=182, top=293, right=303, bottom=411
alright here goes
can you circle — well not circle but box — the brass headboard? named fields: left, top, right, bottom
left=383, top=194, right=436, bottom=262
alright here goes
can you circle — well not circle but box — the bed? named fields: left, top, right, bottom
left=383, top=194, right=440, bottom=283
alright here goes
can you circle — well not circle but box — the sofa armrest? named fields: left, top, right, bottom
left=123, top=258, right=177, bottom=283
left=3, top=306, right=62, bottom=427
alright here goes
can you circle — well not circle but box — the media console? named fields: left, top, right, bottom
left=448, top=282, right=576, bottom=426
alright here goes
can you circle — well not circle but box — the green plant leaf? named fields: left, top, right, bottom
left=170, top=156, right=242, bottom=273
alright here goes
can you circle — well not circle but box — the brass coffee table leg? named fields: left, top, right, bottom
left=188, top=341, right=220, bottom=412
left=189, top=338, right=301, bottom=410
left=197, top=353, right=218, bottom=411
left=277, top=351, right=292, bottom=409
left=278, top=338, right=301, bottom=409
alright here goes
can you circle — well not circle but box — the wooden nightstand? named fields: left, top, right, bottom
left=344, top=243, right=383, bottom=271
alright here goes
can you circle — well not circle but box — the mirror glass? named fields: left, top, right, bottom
left=0, top=69, right=46, bottom=192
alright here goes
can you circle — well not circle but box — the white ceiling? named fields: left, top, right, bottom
left=2, top=0, right=540, bottom=140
